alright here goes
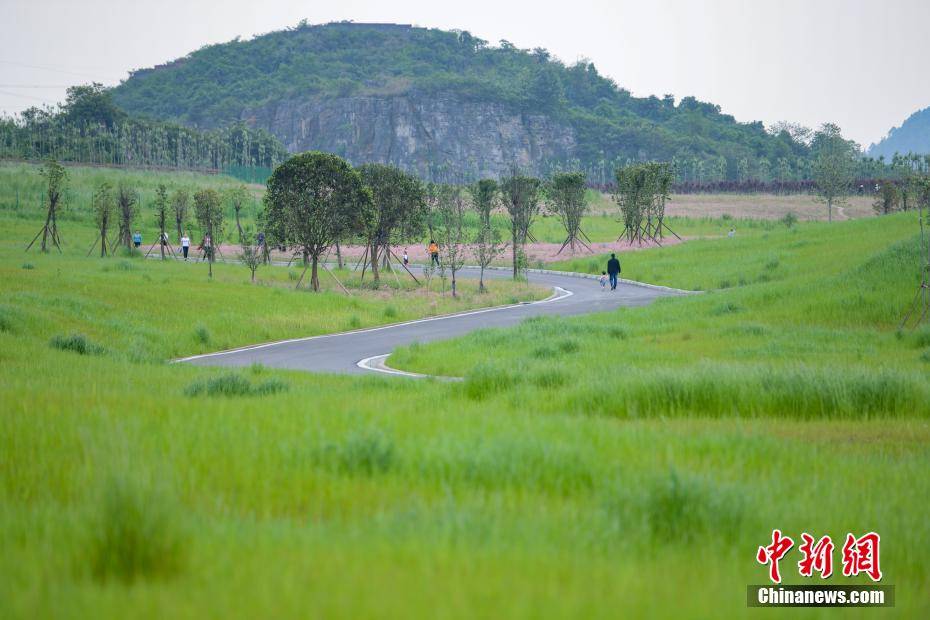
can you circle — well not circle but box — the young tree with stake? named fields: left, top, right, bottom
left=153, top=184, right=170, bottom=259
left=468, top=179, right=506, bottom=292
left=91, top=181, right=115, bottom=257
left=171, top=188, right=190, bottom=243
left=547, top=171, right=590, bottom=254
left=225, top=185, right=250, bottom=242
left=194, top=189, right=224, bottom=278
left=264, top=152, right=371, bottom=292
left=500, top=169, right=542, bottom=280
left=357, top=164, right=426, bottom=285
left=238, top=232, right=262, bottom=283
left=26, top=158, right=68, bottom=253
left=116, top=183, right=139, bottom=253
left=435, top=185, right=469, bottom=297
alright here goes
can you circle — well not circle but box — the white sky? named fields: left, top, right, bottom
left=2, top=0, right=929, bottom=147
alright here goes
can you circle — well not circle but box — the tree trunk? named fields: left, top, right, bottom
left=41, top=206, right=52, bottom=252
left=207, top=224, right=214, bottom=278
left=369, top=239, right=380, bottom=284
left=451, top=269, right=457, bottom=297
left=235, top=208, right=243, bottom=242
left=176, top=218, right=182, bottom=244
left=479, top=265, right=486, bottom=293
left=311, top=256, right=320, bottom=291
left=512, top=222, right=519, bottom=280
left=335, top=240, right=343, bottom=269
left=828, top=198, right=833, bottom=223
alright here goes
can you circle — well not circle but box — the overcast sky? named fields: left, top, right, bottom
left=2, top=0, right=929, bottom=147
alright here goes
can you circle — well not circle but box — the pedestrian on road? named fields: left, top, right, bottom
left=428, top=240, right=440, bottom=266
left=132, top=231, right=142, bottom=248
left=599, top=271, right=608, bottom=290
left=607, top=253, right=621, bottom=291
left=180, top=234, right=190, bottom=260
left=403, top=248, right=409, bottom=266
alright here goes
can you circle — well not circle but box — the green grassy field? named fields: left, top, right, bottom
left=1, top=164, right=929, bottom=618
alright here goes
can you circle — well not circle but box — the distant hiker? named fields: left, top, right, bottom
left=256, top=231, right=265, bottom=247
left=132, top=231, right=142, bottom=248
left=599, top=271, right=608, bottom=289
left=728, top=228, right=735, bottom=238
left=606, top=253, right=621, bottom=291
left=428, top=240, right=440, bottom=266
left=200, top=234, right=213, bottom=260
left=858, top=184, right=865, bottom=195
left=403, top=248, right=409, bottom=266
left=180, top=234, right=190, bottom=260
left=160, top=231, right=170, bottom=245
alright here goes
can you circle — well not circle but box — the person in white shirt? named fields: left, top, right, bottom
left=180, top=235, right=191, bottom=260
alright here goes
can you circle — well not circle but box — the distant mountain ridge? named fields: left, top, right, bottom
left=868, top=106, right=930, bottom=159
left=111, top=21, right=809, bottom=182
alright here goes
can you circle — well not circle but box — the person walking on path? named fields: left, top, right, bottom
left=180, top=234, right=190, bottom=260
left=200, top=234, right=213, bottom=261
left=428, top=240, right=440, bottom=267
left=599, top=271, right=608, bottom=290
left=403, top=248, right=409, bottom=266
left=607, top=253, right=621, bottom=291
left=132, top=231, right=142, bottom=249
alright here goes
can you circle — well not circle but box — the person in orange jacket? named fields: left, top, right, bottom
left=428, top=240, right=440, bottom=266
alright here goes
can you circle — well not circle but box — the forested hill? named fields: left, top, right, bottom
left=868, top=106, right=930, bottom=159
left=112, top=21, right=809, bottom=182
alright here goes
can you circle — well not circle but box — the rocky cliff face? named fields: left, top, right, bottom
left=241, top=93, right=577, bottom=180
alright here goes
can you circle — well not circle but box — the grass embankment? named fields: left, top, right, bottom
left=2, top=165, right=929, bottom=618
left=392, top=213, right=930, bottom=420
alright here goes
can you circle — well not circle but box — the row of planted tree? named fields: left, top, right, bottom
left=29, top=142, right=930, bottom=293
left=27, top=153, right=631, bottom=294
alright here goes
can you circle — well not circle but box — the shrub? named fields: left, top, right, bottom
left=383, top=305, right=398, bottom=319
left=184, top=373, right=289, bottom=398
left=914, top=327, right=930, bottom=348
left=606, top=469, right=744, bottom=544
left=254, top=378, right=289, bottom=396
left=532, top=345, right=556, bottom=359
left=337, top=431, right=395, bottom=475
left=711, top=301, right=742, bottom=316
left=194, top=324, right=211, bottom=344
left=21, top=262, right=34, bottom=270
left=464, top=363, right=515, bottom=400
left=781, top=212, right=798, bottom=228
left=0, top=306, right=17, bottom=333
left=605, top=326, right=628, bottom=340
left=557, top=338, right=580, bottom=354
left=530, top=367, right=568, bottom=389
left=87, top=477, right=185, bottom=583
left=49, top=333, right=103, bottom=355
left=347, top=315, right=362, bottom=329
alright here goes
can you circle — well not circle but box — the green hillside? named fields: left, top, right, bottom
left=112, top=22, right=809, bottom=179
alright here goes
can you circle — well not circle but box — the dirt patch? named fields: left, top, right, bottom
left=211, top=238, right=684, bottom=266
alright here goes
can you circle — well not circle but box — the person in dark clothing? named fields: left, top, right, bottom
left=606, top=253, right=621, bottom=290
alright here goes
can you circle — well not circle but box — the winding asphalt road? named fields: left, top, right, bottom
left=179, top=267, right=688, bottom=375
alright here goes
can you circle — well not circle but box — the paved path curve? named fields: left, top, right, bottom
left=179, top=268, right=690, bottom=375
